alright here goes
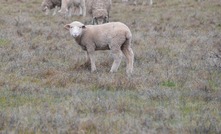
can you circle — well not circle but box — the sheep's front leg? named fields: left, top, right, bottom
left=110, top=50, right=122, bottom=73
left=85, top=51, right=90, bottom=63
left=87, top=51, right=96, bottom=72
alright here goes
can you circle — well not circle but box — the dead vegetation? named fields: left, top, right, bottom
left=0, top=0, right=221, bottom=133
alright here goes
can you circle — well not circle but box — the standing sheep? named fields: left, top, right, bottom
left=41, top=0, right=61, bottom=16
left=87, top=0, right=112, bottom=25
left=64, top=21, right=134, bottom=75
left=59, top=0, right=86, bottom=17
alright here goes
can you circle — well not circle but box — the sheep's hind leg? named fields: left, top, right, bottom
left=52, top=6, right=59, bottom=16
left=110, top=50, right=123, bottom=73
left=122, top=46, right=134, bottom=74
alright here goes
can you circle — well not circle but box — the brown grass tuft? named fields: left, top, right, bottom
left=78, top=118, right=97, bottom=134
left=91, top=74, right=142, bottom=91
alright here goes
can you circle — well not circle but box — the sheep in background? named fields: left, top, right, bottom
left=91, top=9, right=109, bottom=24
left=64, top=21, right=134, bottom=75
left=41, top=0, right=61, bottom=15
left=59, top=0, right=86, bottom=17
left=122, top=0, right=153, bottom=6
left=87, top=0, right=112, bottom=25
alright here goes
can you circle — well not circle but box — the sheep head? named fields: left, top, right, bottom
left=92, top=9, right=109, bottom=25
left=93, top=16, right=108, bottom=25
left=64, top=21, right=86, bottom=38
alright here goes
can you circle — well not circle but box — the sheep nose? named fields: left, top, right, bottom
left=71, top=28, right=79, bottom=36
left=71, top=31, right=79, bottom=37
left=72, top=34, right=78, bottom=37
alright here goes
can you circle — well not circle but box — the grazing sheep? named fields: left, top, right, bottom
left=87, top=0, right=112, bottom=24
left=64, top=21, right=134, bottom=75
left=59, top=0, right=86, bottom=17
left=41, top=0, right=61, bottom=15
left=91, top=9, right=109, bottom=24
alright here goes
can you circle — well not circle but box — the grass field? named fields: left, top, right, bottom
left=0, top=0, right=221, bottom=133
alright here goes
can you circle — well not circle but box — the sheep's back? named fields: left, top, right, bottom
left=85, top=22, right=131, bottom=39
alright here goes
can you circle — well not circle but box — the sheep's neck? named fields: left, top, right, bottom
left=74, top=36, right=81, bottom=44
left=74, top=34, right=85, bottom=48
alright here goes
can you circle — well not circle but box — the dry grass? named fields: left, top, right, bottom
left=0, top=0, right=221, bottom=133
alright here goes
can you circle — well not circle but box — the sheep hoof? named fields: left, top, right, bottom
left=91, top=69, right=97, bottom=73
left=110, top=70, right=117, bottom=73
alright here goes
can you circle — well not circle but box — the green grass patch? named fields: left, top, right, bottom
left=0, top=39, right=10, bottom=47
left=161, top=80, right=176, bottom=87
left=0, top=88, right=70, bottom=109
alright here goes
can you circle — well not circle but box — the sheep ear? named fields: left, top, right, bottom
left=82, top=25, right=86, bottom=29
left=64, top=24, right=71, bottom=30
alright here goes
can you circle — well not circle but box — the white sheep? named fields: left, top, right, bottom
left=41, top=0, right=61, bottom=16
left=64, top=21, right=134, bottom=75
left=59, top=0, right=86, bottom=17
left=87, top=0, right=112, bottom=25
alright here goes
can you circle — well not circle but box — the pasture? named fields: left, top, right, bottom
left=0, top=0, right=221, bottom=133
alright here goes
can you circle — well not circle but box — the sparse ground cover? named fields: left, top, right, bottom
left=0, top=0, right=221, bottom=133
